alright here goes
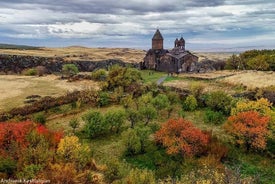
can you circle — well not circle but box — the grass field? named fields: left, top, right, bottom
left=0, top=46, right=233, bottom=64
left=0, top=75, right=99, bottom=112
left=163, top=70, right=275, bottom=94
left=0, top=46, right=146, bottom=63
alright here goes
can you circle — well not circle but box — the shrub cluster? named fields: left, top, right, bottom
left=82, top=109, right=126, bottom=138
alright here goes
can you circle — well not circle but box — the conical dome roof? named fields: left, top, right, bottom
left=152, top=29, right=163, bottom=40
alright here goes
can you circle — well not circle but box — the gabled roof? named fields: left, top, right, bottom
left=152, top=29, right=163, bottom=40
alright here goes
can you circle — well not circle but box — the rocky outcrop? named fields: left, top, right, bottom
left=0, top=54, right=138, bottom=74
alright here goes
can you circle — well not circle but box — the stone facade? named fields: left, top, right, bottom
left=142, top=29, right=198, bottom=73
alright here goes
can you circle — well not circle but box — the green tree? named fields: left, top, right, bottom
left=126, top=109, right=142, bottom=128
left=106, top=65, right=142, bottom=91
left=122, top=127, right=151, bottom=155
left=97, top=91, right=110, bottom=107
left=91, top=69, right=107, bottom=81
left=226, top=54, right=242, bottom=70
left=33, top=112, right=46, bottom=125
left=140, top=105, right=157, bottom=126
left=105, top=110, right=126, bottom=133
left=122, top=129, right=141, bottom=156
left=135, top=127, right=151, bottom=153
left=183, top=95, right=198, bottom=111
left=82, top=111, right=107, bottom=138
left=247, top=55, right=269, bottom=70
left=62, top=64, right=79, bottom=77
left=152, top=94, right=170, bottom=111
left=205, top=91, right=233, bottom=115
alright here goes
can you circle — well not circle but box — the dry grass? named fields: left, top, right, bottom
left=194, top=52, right=233, bottom=62
left=164, top=70, right=275, bottom=93
left=179, top=70, right=239, bottom=80
left=0, top=46, right=146, bottom=63
left=0, top=75, right=99, bottom=112
left=220, top=70, right=275, bottom=89
left=0, top=47, right=232, bottom=63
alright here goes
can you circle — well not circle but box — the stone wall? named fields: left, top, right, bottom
left=0, top=54, right=137, bottom=74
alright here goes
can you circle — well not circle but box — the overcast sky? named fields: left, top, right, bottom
left=0, top=0, right=274, bottom=51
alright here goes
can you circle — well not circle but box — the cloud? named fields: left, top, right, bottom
left=0, top=0, right=274, bottom=50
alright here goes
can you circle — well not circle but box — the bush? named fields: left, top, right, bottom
left=152, top=94, right=170, bottom=111
left=97, top=91, right=110, bottom=107
left=91, top=69, right=107, bottom=81
left=155, top=118, right=210, bottom=157
left=23, top=68, right=37, bottom=76
left=183, top=95, right=198, bottom=111
left=190, top=82, right=204, bottom=100
left=0, top=157, right=17, bottom=177
left=16, top=164, right=42, bottom=180
left=62, top=64, right=79, bottom=76
left=224, top=111, right=269, bottom=151
left=33, top=112, right=46, bottom=124
left=36, top=66, right=47, bottom=76
left=124, top=168, right=156, bottom=184
left=105, top=159, right=127, bottom=183
left=205, top=91, right=233, bottom=115
left=82, top=111, right=107, bottom=138
left=122, top=129, right=142, bottom=156
left=204, top=110, right=225, bottom=125
left=69, top=118, right=79, bottom=133
left=105, top=110, right=126, bottom=133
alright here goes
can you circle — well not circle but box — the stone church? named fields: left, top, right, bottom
left=142, top=29, right=198, bottom=73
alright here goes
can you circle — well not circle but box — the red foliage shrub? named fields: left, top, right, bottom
left=0, top=121, right=35, bottom=154
left=0, top=121, right=63, bottom=156
left=155, top=118, right=210, bottom=157
left=36, top=124, right=63, bottom=147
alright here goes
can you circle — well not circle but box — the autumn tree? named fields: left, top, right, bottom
left=231, top=98, right=272, bottom=117
left=224, top=111, right=269, bottom=151
left=155, top=118, right=210, bottom=157
left=57, top=136, right=91, bottom=169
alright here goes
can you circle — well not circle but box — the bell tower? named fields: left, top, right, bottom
left=152, top=29, right=163, bottom=50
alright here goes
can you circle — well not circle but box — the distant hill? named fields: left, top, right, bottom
left=0, top=45, right=231, bottom=63
left=0, top=43, right=41, bottom=50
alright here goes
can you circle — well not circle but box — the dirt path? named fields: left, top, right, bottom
left=157, top=76, right=167, bottom=85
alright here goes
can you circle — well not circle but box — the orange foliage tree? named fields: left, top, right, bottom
left=155, top=118, right=210, bottom=157
left=224, top=111, right=269, bottom=151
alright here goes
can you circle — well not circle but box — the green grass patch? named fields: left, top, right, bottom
left=140, top=70, right=167, bottom=83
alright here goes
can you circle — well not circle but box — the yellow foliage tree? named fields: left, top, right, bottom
left=231, top=98, right=272, bottom=117
left=57, top=136, right=91, bottom=168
